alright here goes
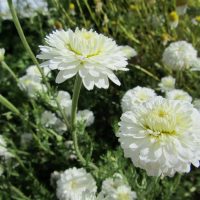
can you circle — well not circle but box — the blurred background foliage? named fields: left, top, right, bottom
left=0, top=0, right=200, bottom=199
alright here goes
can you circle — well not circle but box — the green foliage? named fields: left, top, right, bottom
left=1, top=0, right=200, bottom=199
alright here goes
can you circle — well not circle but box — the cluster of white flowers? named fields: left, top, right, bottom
left=118, top=96, right=200, bottom=177
left=18, top=65, right=49, bottom=97
left=121, top=86, right=156, bottom=112
left=0, top=48, right=5, bottom=62
left=158, top=76, right=175, bottom=92
left=162, top=41, right=200, bottom=70
left=56, top=167, right=97, bottom=200
left=54, top=168, right=137, bottom=200
left=41, top=110, right=67, bottom=134
left=37, top=28, right=131, bottom=90
left=99, top=173, right=137, bottom=200
left=0, top=0, right=48, bottom=20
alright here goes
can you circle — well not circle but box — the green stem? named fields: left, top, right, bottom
left=1, top=61, right=18, bottom=83
left=70, top=74, right=98, bottom=170
left=7, top=0, right=49, bottom=88
left=7, top=0, right=70, bottom=129
left=71, top=74, right=82, bottom=128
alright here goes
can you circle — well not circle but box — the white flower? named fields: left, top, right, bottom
left=100, top=173, right=137, bottom=200
left=169, top=11, right=179, bottom=29
left=158, top=76, right=175, bottom=92
left=118, top=97, right=200, bottom=177
left=0, top=48, right=5, bottom=62
left=121, top=86, right=156, bottom=112
left=26, top=65, right=51, bottom=80
left=41, top=110, right=67, bottom=133
left=0, top=135, right=12, bottom=159
left=166, top=89, right=192, bottom=102
left=18, top=74, right=47, bottom=97
left=37, top=28, right=128, bottom=90
left=56, top=167, right=97, bottom=200
left=77, top=109, right=94, bottom=126
left=162, top=41, right=198, bottom=70
left=0, top=0, right=48, bottom=20
left=120, top=46, right=137, bottom=59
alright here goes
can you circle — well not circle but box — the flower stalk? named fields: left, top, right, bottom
left=7, top=0, right=70, bottom=129
left=71, top=74, right=98, bottom=170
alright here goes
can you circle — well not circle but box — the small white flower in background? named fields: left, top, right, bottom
left=0, top=48, right=5, bottom=62
left=0, top=0, right=48, bottom=20
left=100, top=173, right=137, bottom=200
left=18, top=74, right=47, bottom=97
left=37, top=28, right=129, bottom=90
left=121, top=86, right=156, bottom=112
left=41, top=111, right=58, bottom=127
left=0, top=135, right=12, bottom=159
left=41, top=110, right=67, bottom=133
left=56, top=167, right=97, bottom=200
left=162, top=41, right=199, bottom=70
left=118, top=97, right=200, bottom=177
left=176, top=0, right=187, bottom=15
left=166, top=89, right=192, bottom=102
left=26, top=65, right=51, bottom=80
left=56, top=91, right=72, bottom=116
left=77, top=109, right=95, bottom=127
left=69, top=3, right=76, bottom=16
left=168, top=11, right=179, bottom=29
left=120, top=46, right=137, bottom=59
left=158, top=76, right=175, bottom=92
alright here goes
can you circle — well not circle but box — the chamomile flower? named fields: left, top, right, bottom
left=0, top=48, right=5, bottom=62
left=37, top=28, right=128, bottom=90
left=77, top=109, right=94, bottom=127
left=169, top=11, right=179, bottom=29
left=166, top=89, right=192, bottom=102
left=118, top=97, right=200, bottom=177
left=100, top=173, right=137, bottom=200
left=56, top=167, right=97, bottom=200
left=41, top=110, right=67, bottom=133
left=121, top=86, right=156, bottom=112
left=53, top=91, right=72, bottom=116
left=26, top=65, right=51, bottom=80
left=18, top=74, right=47, bottom=97
left=162, top=41, right=198, bottom=70
left=158, top=76, right=175, bottom=92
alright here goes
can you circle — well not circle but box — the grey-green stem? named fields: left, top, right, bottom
left=71, top=74, right=98, bottom=170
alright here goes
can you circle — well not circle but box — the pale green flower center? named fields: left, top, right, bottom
left=69, top=180, right=78, bottom=189
left=117, top=193, right=130, bottom=200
